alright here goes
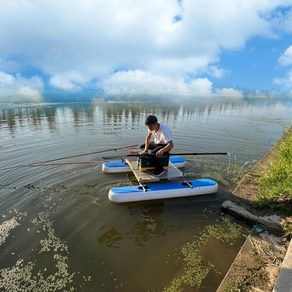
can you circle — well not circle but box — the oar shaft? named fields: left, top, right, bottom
left=126, top=152, right=228, bottom=157
left=168, top=152, right=229, bottom=156
left=103, top=152, right=228, bottom=159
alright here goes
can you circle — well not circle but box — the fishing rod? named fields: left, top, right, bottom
left=1, top=161, right=96, bottom=170
left=102, top=152, right=229, bottom=160
left=26, top=144, right=139, bottom=165
left=2, top=144, right=138, bottom=170
left=25, top=161, right=94, bottom=167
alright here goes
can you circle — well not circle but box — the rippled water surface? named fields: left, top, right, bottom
left=1, top=98, right=291, bottom=291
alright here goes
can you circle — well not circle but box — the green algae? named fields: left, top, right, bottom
left=164, top=217, right=244, bottom=291
left=0, top=218, right=20, bottom=246
left=0, top=210, right=26, bottom=246
left=0, top=212, right=81, bottom=292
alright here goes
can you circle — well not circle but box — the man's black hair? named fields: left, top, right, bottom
left=145, top=115, right=158, bottom=125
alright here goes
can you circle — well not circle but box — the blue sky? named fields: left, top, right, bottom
left=0, top=0, right=292, bottom=102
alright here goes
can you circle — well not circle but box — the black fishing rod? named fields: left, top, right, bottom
left=102, top=152, right=229, bottom=160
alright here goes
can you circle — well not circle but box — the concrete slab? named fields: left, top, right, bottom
left=273, top=239, right=292, bottom=292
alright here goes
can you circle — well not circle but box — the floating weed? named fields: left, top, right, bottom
left=0, top=260, right=37, bottom=291
left=0, top=210, right=26, bottom=246
left=0, top=257, right=75, bottom=292
left=164, top=217, right=244, bottom=291
left=43, top=183, right=107, bottom=209
left=33, top=213, right=68, bottom=254
left=179, top=242, right=214, bottom=288
left=0, top=218, right=20, bottom=246
left=206, top=217, right=243, bottom=245
left=0, top=212, right=86, bottom=292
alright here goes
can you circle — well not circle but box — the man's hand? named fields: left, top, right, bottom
left=156, top=149, right=164, bottom=158
left=141, top=149, right=148, bottom=155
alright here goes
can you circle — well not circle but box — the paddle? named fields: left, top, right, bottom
left=103, top=152, right=229, bottom=160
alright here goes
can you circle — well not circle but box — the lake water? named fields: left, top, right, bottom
left=0, top=98, right=291, bottom=291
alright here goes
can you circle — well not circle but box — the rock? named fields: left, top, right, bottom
left=222, top=200, right=284, bottom=234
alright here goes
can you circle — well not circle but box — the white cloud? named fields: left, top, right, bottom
left=207, top=66, right=226, bottom=79
left=279, top=45, right=292, bottom=66
left=100, top=70, right=243, bottom=98
left=271, top=4, right=292, bottom=34
left=274, top=45, right=292, bottom=91
left=0, top=71, right=15, bottom=86
left=49, top=71, right=89, bottom=91
left=246, top=88, right=285, bottom=99
left=100, top=70, right=213, bottom=95
left=187, top=78, right=213, bottom=95
left=274, top=69, right=292, bottom=92
left=101, top=70, right=186, bottom=95
left=0, top=0, right=291, bottom=95
left=216, top=88, right=243, bottom=98
left=0, top=71, right=44, bottom=102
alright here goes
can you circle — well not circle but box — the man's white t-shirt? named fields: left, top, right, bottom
left=149, top=123, right=173, bottom=144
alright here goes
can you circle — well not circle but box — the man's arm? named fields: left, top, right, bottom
left=141, top=131, right=152, bottom=153
left=156, top=140, right=174, bottom=157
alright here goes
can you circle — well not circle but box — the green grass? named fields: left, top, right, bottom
left=257, top=126, right=292, bottom=215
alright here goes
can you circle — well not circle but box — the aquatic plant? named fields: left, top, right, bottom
left=0, top=212, right=79, bottom=292
left=224, top=154, right=257, bottom=186
left=164, top=217, right=244, bottom=291
left=0, top=218, right=20, bottom=245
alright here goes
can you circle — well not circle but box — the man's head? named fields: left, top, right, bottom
left=145, top=115, right=157, bottom=126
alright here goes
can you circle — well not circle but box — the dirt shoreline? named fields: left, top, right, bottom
left=217, top=141, right=291, bottom=291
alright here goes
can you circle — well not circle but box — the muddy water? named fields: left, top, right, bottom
left=0, top=98, right=291, bottom=291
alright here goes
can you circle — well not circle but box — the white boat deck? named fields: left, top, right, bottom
left=125, top=159, right=183, bottom=183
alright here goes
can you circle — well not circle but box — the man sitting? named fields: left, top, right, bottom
left=140, top=115, right=174, bottom=176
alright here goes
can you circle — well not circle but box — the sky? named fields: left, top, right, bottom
left=0, top=0, right=292, bottom=102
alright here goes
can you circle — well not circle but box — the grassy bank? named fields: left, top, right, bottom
left=257, top=126, right=292, bottom=216
left=218, top=127, right=292, bottom=292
